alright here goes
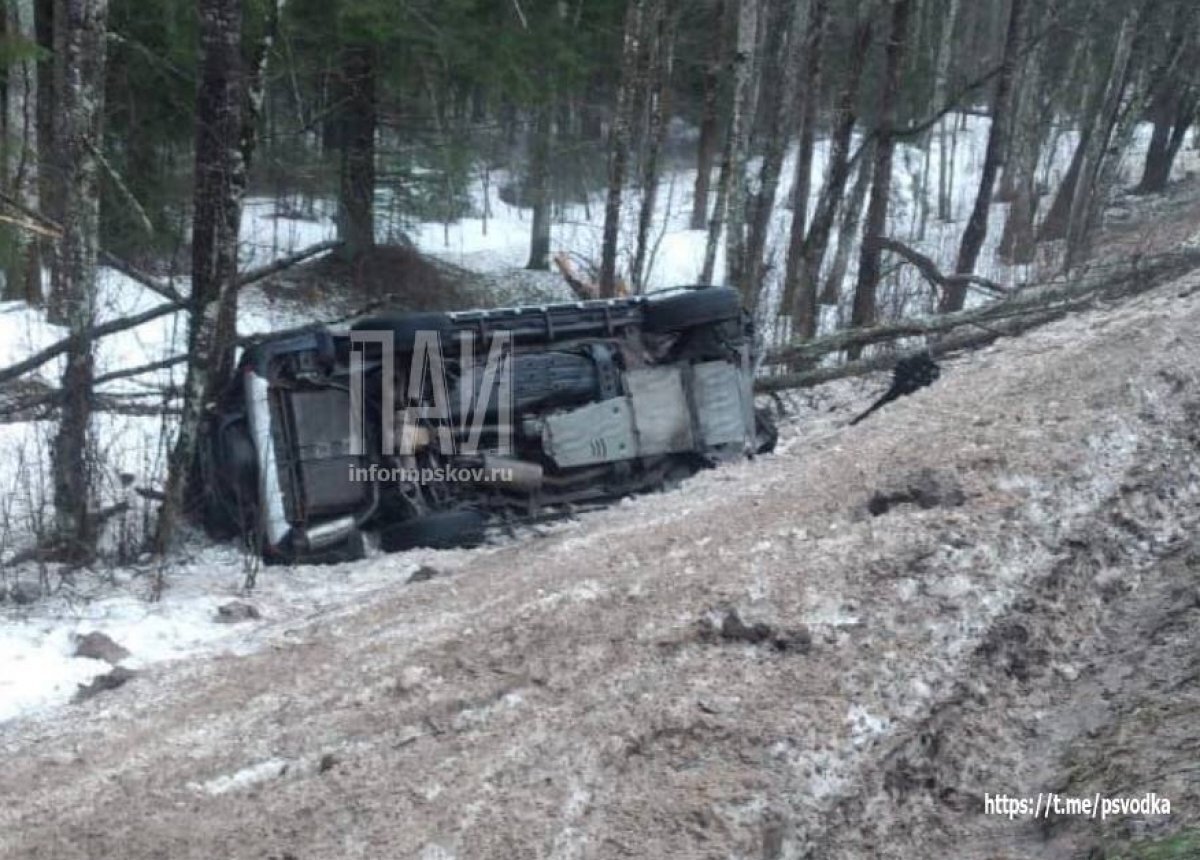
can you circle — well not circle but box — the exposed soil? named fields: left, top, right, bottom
left=1, top=255, right=1198, bottom=858
left=260, top=244, right=489, bottom=314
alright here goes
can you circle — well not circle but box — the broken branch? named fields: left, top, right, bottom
left=760, top=249, right=1200, bottom=384
left=868, top=236, right=1007, bottom=297
left=0, top=239, right=342, bottom=388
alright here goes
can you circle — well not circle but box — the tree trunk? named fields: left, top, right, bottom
left=1036, top=127, right=1087, bottom=243
left=632, top=3, right=675, bottom=292
left=934, top=0, right=962, bottom=223
left=337, top=41, right=376, bottom=263
left=34, top=0, right=53, bottom=292
left=821, top=140, right=873, bottom=306
left=50, top=0, right=109, bottom=559
left=777, top=0, right=831, bottom=318
left=156, top=0, right=245, bottom=555
left=700, top=133, right=732, bottom=285
left=743, top=0, right=807, bottom=309
left=998, top=18, right=1049, bottom=267
left=599, top=0, right=646, bottom=297
left=1037, top=35, right=1109, bottom=245
left=849, top=0, right=915, bottom=358
left=784, top=14, right=871, bottom=337
left=525, top=101, right=553, bottom=271
left=720, top=0, right=760, bottom=297
left=2, top=0, right=41, bottom=304
left=690, top=0, right=727, bottom=230
left=1136, top=93, right=1196, bottom=194
left=1064, top=12, right=1137, bottom=270
left=941, top=0, right=1025, bottom=312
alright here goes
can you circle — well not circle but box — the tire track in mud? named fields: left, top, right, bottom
left=801, top=389, right=1200, bottom=860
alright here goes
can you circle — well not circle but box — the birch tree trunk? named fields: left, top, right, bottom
left=34, top=0, right=54, bottom=286
left=720, top=0, right=760, bottom=297
left=50, top=0, right=109, bottom=559
left=2, top=0, right=41, bottom=304
left=632, top=2, right=675, bottom=292
left=599, top=0, right=646, bottom=297
left=849, top=0, right=916, bottom=357
left=934, top=0, right=962, bottom=223
left=783, top=14, right=870, bottom=337
left=743, top=0, right=804, bottom=309
left=941, top=0, right=1026, bottom=312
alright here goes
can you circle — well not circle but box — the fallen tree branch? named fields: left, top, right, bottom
left=236, top=238, right=340, bottom=289
left=3, top=291, right=384, bottom=418
left=0, top=239, right=341, bottom=388
left=97, top=252, right=185, bottom=303
left=3, top=186, right=183, bottom=302
left=868, top=236, right=1007, bottom=297
left=553, top=252, right=599, bottom=300
left=759, top=250, right=1200, bottom=392
left=0, top=301, right=188, bottom=387
left=756, top=308, right=1069, bottom=393
left=92, top=354, right=190, bottom=386
left=764, top=249, right=1200, bottom=369
left=88, top=137, right=155, bottom=236
left=0, top=211, right=61, bottom=239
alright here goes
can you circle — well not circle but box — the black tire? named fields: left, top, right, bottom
left=643, top=286, right=742, bottom=333
left=378, top=510, right=487, bottom=553
left=352, top=312, right=455, bottom=352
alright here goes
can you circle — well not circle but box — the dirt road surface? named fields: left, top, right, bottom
left=2, top=271, right=1199, bottom=860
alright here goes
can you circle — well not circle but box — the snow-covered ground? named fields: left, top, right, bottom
left=0, top=537, right=523, bottom=722
left=1, top=115, right=1196, bottom=726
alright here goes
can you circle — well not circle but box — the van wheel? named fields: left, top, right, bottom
left=643, top=287, right=742, bottom=333
left=351, top=312, right=455, bottom=352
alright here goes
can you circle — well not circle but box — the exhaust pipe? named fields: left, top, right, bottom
left=461, top=454, right=543, bottom=492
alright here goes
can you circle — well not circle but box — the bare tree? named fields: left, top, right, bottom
left=821, top=141, right=873, bottom=306
left=849, top=0, right=916, bottom=357
left=156, top=0, right=246, bottom=554
left=778, top=0, right=835, bottom=326
left=1063, top=9, right=1138, bottom=270
left=337, top=40, right=376, bottom=262
left=941, top=0, right=1026, bottom=312
left=934, top=0, right=962, bottom=223
left=690, top=0, right=728, bottom=230
left=743, top=0, right=806, bottom=308
left=632, top=1, right=676, bottom=292
left=2, top=0, right=41, bottom=304
left=49, top=0, right=109, bottom=558
left=525, top=100, right=554, bottom=270
left=600, top=0, right=646, bottom=297
left=1137, top=92, right=1197, bottom=195
left=998, top=7, right=1051, bottom=266
left=719, top=0, right=761, bottom=296
left=1134, top=1, right=1197, bottom=195
left=784, top=13, right=871, bottom=338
